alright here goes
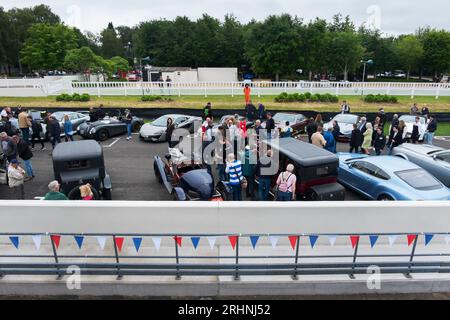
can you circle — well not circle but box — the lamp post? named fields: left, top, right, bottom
left=361, top=59, right=374, bottom=96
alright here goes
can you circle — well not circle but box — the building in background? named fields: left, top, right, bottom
left=143, top=67, right=238, bottom=83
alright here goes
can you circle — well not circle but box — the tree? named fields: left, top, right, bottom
left=420, top=29, right=450, bottom=77
left=215, top=14, right=247, bottom=67
left=21, top=23, right=78, bottom=71
left=108, top=56, right=130, bottom=75
left=327, top=31, right=365, bottom=81
left=100, top=22, right=123, bottom=59
left=394, top=35, right=424, bottom=79
left=245, top=14, right=303, bottom=81
left=300, top=18, right=330, bottom=80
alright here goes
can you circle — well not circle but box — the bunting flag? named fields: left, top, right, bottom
left=207, top=237, right=216, bottom=250
left=74, top=236, right=84, bottom=249
left=288, top=236, right=299, bottom=250
left=174, top=236, right=183, bottom=247
left=369, top=235, right=379, bottom=248
left=250, top=236, right=260, bottom=249
left=388, top=235, right=398, bottom=247
left=115, top=237, right=125, bottom=252
left=32, top=235, right=42, bottom=251
left=191, top=237, right=201, bottom=250
left=151, top=237, right=162, bottom=251
left=51, top=235, right=61, bottom=249
left=328, top=235, right=337, bottom=246
left=309, top=235, right=319, bottom=249
left=407, top=234, right=417, bottom=246
left=9, top=236, right=19, bottom=249
left=445, top=235, right=450, bottom=245
left=228, top=236, right=238, bottom=250
left=425, top=234, right=434, bottom=246
left=350, top=236, right=360, bottom=249
left=133, top=237, right=143, bottom=252
left=269, top=236, right=279, bottom=249
left=96, top=236, right=107, bottom=250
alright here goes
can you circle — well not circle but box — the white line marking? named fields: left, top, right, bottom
left=103, top=138, right=121, bottom=148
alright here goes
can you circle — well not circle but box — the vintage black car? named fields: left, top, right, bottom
left=264, top=137, right=345, bottom=200
left=78, top=115, right=144, bottom=141
left=0, top=153, right=7, bottom=186
left=52, top=140, right=112, bottom=200
left=154, top=148, right=231, bottom=201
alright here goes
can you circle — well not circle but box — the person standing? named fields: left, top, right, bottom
left=424, top=115, right=437, bottom=145
left=332, top=121, right=341, bottom=142
left=166, top=117, right=175, bottom=148
left=411, top=116, right=423, bottom=144
left=265, top=113, right=275, bottom=139
left=257, top=103, right=266, bottom=120
left=29, top=116, right=45, bottom=150
left=96, top=104, right=106, bottom=120
left=225, top=153, right=244, bottom=201
left=324, top=127, right=336, bottom=153
left=361, top=123, right=373, bottom=155
left=421, top=105, right=430, bottom=117
left=18, top=108, right=31, bottom=145
left=349, top=124, right=362, bottom=153
left=215, top=126, right=230, bottom=182
left=377, top=108, right=387, bottom=127
left=281, top=122, right=293, bottom=138
left=44, top=180, right=69, bottom=200
left=373, top=127, right=386, bottom=156
left=48, top=116, right=61, bottom=149
left=1, top=132, right=17, bottom=161
left=257, top=150, right=273, bottom=201
left=123, top=109, right=133, bottom=141
left=63, top=114, right=74, bottom=142
left=306, top=118, right=317, bottom=143
left=388, top=126, right=404, bottom=154
left=315, top=114, right=324, bottom=128
left=202, top=117, right=214, bottom=175
left=242, top=145, right=257, bottom=200
left=7, top=159, right=25, bottom=200
left=311, top=127, right=326, bottom=149
left=202, top=102, right=213, bottom=121
left=13, top=135, right=34, bottom=179
left=410, top=103, right=419, bottom=115
left=89, top=107, right=98, bottom=123
left=245, top=101, right=257, bottom=122
left=276, top=164, right=297, bottom=201
left=244, top=84, right=251, bottom=105
left=341, top=100, right=350, bottom=114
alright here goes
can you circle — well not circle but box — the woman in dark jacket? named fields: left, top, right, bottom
left=29, top=116, right=45, bottom=150
left=166, top=117, right=175, bottom=148
left=349, top=124, right=362, bottom=153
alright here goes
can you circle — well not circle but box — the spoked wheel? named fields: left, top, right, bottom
left=378, top=195, right=394, bottom=201
left=97, top=129, right=109, bottom=141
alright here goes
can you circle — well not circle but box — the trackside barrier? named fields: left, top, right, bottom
left=0, top=201, right=450, bottom=280
left=1, top=80, right=449, bottom=97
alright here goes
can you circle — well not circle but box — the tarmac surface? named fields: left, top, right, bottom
left=1, top=133, right=449, bottom=201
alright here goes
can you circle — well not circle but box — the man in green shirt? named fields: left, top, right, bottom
left=44, top=180, right=69, bottom=200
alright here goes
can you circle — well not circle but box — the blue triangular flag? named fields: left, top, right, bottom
left=309, top=235, right=319, bottom=248
left=250, top=236, right=260, bottom=249
left=369, top=235, right=379, bottom=248
left=9, top=236, right=19, bottom=249
left=425, top=234, right=434, bottom=246
left=133, top=237, right=143, bottom=252
left=74, top=236, right=84, bottom=249
left=191, top=237, right=201, bottom=249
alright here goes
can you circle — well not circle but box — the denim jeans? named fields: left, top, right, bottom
left=277, top=191, right=293, bottom=201
left=425, top=132, right=435, bottom=145
left=127, top=123, right=132, bottom=138
left=23, top=159, right=34, bottom=177
left=258, top=177, right=271, bottom=201
left=231, top=184, right=242, bottom=201
left=217, top=164, right=227, bottom=182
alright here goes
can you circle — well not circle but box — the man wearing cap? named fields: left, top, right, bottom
left=8, top=159, right=25, bottom=200
left=123, top=109, right=133, bottom=141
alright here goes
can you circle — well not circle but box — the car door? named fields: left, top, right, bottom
left=347, top=161, right=377, bottom=198
left=69, top=113, right=81, bottom=130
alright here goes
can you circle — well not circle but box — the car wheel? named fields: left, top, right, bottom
left=97, top=129, right=109, bottom=141
left=378, top=194, right=394, bottom=201
left=132, top=122, right=142, bottom=132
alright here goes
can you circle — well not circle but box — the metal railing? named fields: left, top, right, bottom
left=0, top=232, right=449, bottom=281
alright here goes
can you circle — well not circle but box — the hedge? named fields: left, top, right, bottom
left=141, top=95, right=173, bottom=102
left=364, top=94, right=398, bottom=104
left=56, top=93, right=90, bottom=102
left=275, top=92, right=339, bottom=103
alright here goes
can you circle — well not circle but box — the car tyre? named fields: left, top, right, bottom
left=132, top=122, right=142, bottom=132
left=378, top=194, right=394, bottom=201
left=97, top=129, right=109, bottom=141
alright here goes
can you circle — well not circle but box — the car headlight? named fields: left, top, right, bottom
left=89, top=128, right=96, bottom=134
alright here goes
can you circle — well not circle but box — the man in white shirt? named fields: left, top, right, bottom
left=8, top=158, right=25, bottom=199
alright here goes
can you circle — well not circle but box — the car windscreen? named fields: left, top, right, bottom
left=333, top=114, right=358, bottom=124
left=395, top=169, right=442, bottom=191
left=152, top=116, right=170, bottom=127
left=436, top=151, right=450, bottom=164
left=274, top=114, right=296, bottom=124
left=50, top=112, right=68, bottom=122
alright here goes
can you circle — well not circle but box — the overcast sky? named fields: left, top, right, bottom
left=2, top=0, right=449, bottom=35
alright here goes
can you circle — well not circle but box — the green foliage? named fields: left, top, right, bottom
left=56, top=93, right=90, bottom=102
left=141, top=95, right=173, bottom=102
left=364, top=94, right=398, bottom=103
left=274, top=92, right=338, bottom=103
left=394, top=35, right=424, bottom=79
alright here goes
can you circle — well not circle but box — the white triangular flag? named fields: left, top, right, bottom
left=388, top=235, right=398, bottom=247
left=152, top=237, right=162, bottom=251
left=445, top=235, right=450, bottom=245
left=328, top=235, right=337, bottom=246
left=207, top=237, right=217, bottom=250
left=32, top=235, right=42, bottom=251
left=269, top=236, right=279, bottom=248
left=96, top=236, right=107, bottom=250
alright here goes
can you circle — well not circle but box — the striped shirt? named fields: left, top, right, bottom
left=225, top=160, right=243, bottom=185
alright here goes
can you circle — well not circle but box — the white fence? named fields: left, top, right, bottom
left=1, top=79, right=450, bottom=98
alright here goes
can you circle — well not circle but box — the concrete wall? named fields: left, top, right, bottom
left=197, top=68, right=238, bottom=82
left=161, top=71, right=198, bottom=83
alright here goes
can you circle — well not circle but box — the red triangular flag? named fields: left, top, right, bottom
left=407, top=234, right=417, bottom=246
left=350, top=236, right=360, bottom=249
left=115, top=237, right=125, bottom=252
left=173, top=236, right=183, bottom=247
left=288, top=236, right=298, bottom=250
left=51, top=235, right=61, bottom=249
left=228, top=236, right=238, bottom=250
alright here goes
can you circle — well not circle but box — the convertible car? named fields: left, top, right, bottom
left=389, top=115, right=427, bottom=141
left=153, top=148, right=232, bottom=201
left=323, top=114, right=361, bottom=142
left=393, top=143, right=450, bottom=188
left=78, top=116, right=144, bottom=141
left=272, top=112, right=309, bottom=136
left=139, top=114, right=202, bottom=142
left=337, top=153, right=450, bottom=201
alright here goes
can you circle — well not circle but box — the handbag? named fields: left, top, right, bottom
left=233, top=166, right=247, bottom=189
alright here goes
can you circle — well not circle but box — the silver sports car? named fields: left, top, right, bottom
left=392, top=143, right=450, bottom=188
left=139, top=114, right=202, bottom=142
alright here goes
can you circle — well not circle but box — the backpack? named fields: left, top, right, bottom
left=278, top=172, right=292, bottom=193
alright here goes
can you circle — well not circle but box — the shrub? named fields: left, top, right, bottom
left=141, top=95, right=164, bottom=102
left=363, top=94, right=398, bottom=104
left=274, top=92, right=338, bottom=103
left=80, top=93, right=91, bottom=102
left=55, top=93, right=90, bottom=102
left=72, top=93, right=81, bottom=101
left=304, top=92, right=312, bottom=100
left=310, top=94, right=319, bottom=102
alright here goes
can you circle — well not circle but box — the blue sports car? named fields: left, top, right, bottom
left=337, top=153, right=450, bottom=201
